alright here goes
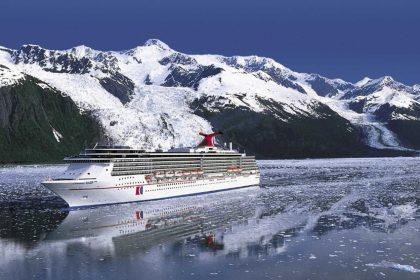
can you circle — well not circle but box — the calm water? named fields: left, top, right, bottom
left=0, top=158, right=419, bottom=280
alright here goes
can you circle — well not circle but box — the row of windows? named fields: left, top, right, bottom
left=157, top=181, right=195, bottom=187
left=112, top=157, right=255, bottom=162
left=111, top=169, right=257, bottom=177
left=112, top=155, right=246, bottom=162
left=113, top=161, right=246, bottom=169
left=114, top=163, right=200, bottom=170
left=116, top=176, right=141, bottom=186
left=116, top=221, right=145, bottom=229
left=119, top=229, right=138, bottom=235
left=145, top=180, right=236, bottom=192
left=65, top=160, right=110, bottom=163
left=67, top=155, right=255, bottom=163
left=114, top=178, right=238, bottom=191
left=113, top=168, right=239, bottom=174
left=118, top=176, right=135, bottom=180
left=123, top=167, right=254, bottom=174
left=143, top=206, right=195, bottom=216
left=115, top=180, right=196, bottom=190
left=114, top=162, right=200, bottom=168
left=116, top=182, right=142, bottom=186
left=111, top=168, right=236, bottom=176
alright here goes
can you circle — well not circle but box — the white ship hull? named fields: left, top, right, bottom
left=42, top=138, right=260, bottom=208
left=43, top=174, right=260, bottom=207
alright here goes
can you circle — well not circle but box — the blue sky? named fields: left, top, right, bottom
left=1, top=0, right=419, bottom=84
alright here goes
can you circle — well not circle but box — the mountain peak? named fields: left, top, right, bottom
left=144, top=39, right=170, bottom=50
left=70, top=45, right=95, bottom=57
left=381, top=76, right=394, bottom=83
left=21, top=43, right=43, bottom=48
left=13, top=44, right=49, bottom=64
left=364, top=76, right=397, bottom=88
left=18, top=44, right=46, bottom=52
left=355, top=77, right=372, bottom=87
left=242, top=55, right=283, bottom=69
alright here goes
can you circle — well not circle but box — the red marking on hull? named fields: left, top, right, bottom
left=135, top=186, right=143, bottom=195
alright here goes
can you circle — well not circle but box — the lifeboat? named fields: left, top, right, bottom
left=155, top=172, right=165, bottom=178
left=165, top=171, right=175, bottom=177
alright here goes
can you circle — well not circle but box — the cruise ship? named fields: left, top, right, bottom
left=42, top=132, right=260, bottom=207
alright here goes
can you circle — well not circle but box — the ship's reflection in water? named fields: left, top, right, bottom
left=2, top=186, right=301, bottom=259
left=0, top=158, right=419, bottom=280
left=47, top=188, right=266, bottom=256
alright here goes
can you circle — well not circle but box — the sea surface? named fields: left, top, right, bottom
left=0, top=158, right=419, bottom=280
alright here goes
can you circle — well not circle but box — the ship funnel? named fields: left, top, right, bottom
left=198, top=131, right=223, bottom=147
left=229, top=142, right=233, bottom=150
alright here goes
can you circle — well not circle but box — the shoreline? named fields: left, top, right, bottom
left=1, top=155, right=419, bottom=167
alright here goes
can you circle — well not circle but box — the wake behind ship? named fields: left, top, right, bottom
left=42, top=132, right=260, bottom=207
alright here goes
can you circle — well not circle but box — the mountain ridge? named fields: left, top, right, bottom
left=0, top=39, right=419, bottom=162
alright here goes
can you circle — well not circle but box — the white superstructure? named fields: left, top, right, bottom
left=42, top=132, right=260, bottom=207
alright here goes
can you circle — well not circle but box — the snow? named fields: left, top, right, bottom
left=36, top=82, right=52, bottom=90
left=197, top=70, right=307, bottom=112
left=312, top=75, right=420, bottom=147
left=347, top=78, right=420, bottom=121
left=17, top=66, right=124, bottom=112
left=355, top=77, right=372, bottom=87
left=193, top=54, right=322, bottom=117
left=69, top=45, right=95, bottom=58
left=95, top=85, right=213, bottom=150
left=115, top=43, right=173, bottom=85
left=51, top=126, right=63, bottom=142
left=0, top=40, right=419, bottom=151
left=0, top=64, right=24, bottom=87
left=191, top=54, right=228, bottom=69
left=363, top=87, right=416, bottom=111
left=319, top=98, right=411, bottom=150
left=1, top=43, right=318, bottom=149
left=0, top=44, right=212, bottom=150
left=143, top=39, right=171, bottom=50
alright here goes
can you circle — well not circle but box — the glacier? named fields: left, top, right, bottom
left=0, top=40, right=419, bottom=152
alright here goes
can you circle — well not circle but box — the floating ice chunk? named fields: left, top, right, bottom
left=309, top=254, right=317, bottom=259
left=391, top=203, right=418, bottom=219
left=366, top=261, right=420, bottom=273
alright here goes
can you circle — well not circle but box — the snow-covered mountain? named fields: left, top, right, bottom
left=334, top=76, right=420, bottom=149
left=0, top=40, right=419, bottom=161
left=343, top=76, right=419, bottom=119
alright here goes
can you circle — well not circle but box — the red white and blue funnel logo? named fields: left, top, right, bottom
left=198, top=131, right=222, bottom=147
